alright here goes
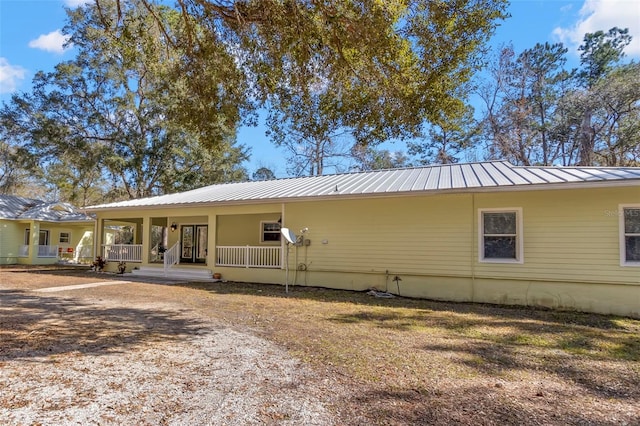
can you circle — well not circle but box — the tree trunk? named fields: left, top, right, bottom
left=577, top=109, right=595, bottom=165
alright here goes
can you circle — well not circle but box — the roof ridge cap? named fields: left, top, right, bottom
left=515, top=164, right=640, bottom=170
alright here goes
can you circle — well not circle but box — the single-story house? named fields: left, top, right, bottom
left=85, top=161, right=640, bottom=317
left=0, top=195, right=95, bottom=265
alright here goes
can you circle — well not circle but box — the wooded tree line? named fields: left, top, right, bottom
left=477, top=27, right=639, bottom=168
left=0, top=0, right=637, bottom=206
left=283, top=26, right=640, bottom=172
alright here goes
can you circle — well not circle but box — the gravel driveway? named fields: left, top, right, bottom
left=0, top=270, right=344, bottom=425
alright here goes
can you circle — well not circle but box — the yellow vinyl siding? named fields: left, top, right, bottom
left=474, top=187, right=639, bottom=285
left=284, top=194, right=473, bottom=277
left=217, top=213, right=280, bottom=246
left=0, top=220, right=24, bottom=264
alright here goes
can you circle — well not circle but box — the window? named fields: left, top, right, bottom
left=261, top=221, right=281, bottom=243
left=39, top=230, right=49, bottom=246
left=620, top=205, right=640, bottom=266
left=59, top=232, right=70, bottom=244
left=479, top=208, right=523, bottom=263
left=24, top=229, right=30, bottom=245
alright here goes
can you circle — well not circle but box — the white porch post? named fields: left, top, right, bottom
left=208, top=213, right=216, bottom=267
left=142, top=215, right=150, bottom=264
left=92, top=217, right=99, bottom=261
left=96, top=218, right=105, bottom=260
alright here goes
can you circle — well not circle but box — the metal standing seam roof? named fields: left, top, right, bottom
left=85, top=161, right=640, bottom=211
left=0, top=195, right=94, bottom=222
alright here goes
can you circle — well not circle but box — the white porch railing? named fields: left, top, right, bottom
left=216, top=246, right=281, bottom=268
left=163, top=242, right=180, bottom=275
left=38, top=245, right=59, bottom=258
left=102, top=244, right=142, bottom=262
left=19, top=245, right=59, bottom=258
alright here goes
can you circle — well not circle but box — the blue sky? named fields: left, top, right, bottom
left=1, top=0, right=639, bottom=176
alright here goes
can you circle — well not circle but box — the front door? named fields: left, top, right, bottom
left=180, top=225, right=207, bottom=264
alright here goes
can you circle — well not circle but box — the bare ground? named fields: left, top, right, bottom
left=1, top=266, right=639, bottom=425
left=0, top=267, right=342, bottom=425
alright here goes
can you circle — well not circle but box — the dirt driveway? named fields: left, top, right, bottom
left=0, top=267, right=344, bottom=425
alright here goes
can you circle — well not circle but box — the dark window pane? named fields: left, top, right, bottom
left=484, top=236, right=516, bottom=259
left=483, top=212, right=516, bottom=234
left=626, top=236, right=640, bottom=262
left=263, top=232, right=281, bottom=241
left=624, top=209, right=640, bottom=234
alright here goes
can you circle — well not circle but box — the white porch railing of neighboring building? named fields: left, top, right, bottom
left=18, top=244, right=92, bottom=260
left=216, top=246, right=281, bottom=268
left=38, top=245, right=59, bottom=258
left=18, top=245, right=59, bottom=258
left=102, top=244, right=143, bottom=262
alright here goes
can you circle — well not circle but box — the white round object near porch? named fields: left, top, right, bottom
left=281, top=228, right=297, bottom=245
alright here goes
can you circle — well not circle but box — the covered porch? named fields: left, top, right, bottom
left=17, top=220, right=94, bottom=265
left=96, top=208, right=284, bottom=277
left=215, top=213, right=282, bottom=269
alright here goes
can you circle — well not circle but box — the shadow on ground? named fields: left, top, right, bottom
left=183, top=281, right=632, bottom=329
left=0, top=289, right=206, bottom=360
left=183, top=281, right=640, bottom=405
left=347, top=385, right=618, bottom=426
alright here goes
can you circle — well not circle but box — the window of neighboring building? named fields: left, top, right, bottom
left=261, top=221, right=281, bottom=243
left=620, top=205, right=640, bottom=266
left=59, top=232, right=70, bottom=244
left=39, top=230, right=49, bottom=246
left=479, top=208, right=523, bottom=263
left=24, top=229, right=50, bottom=245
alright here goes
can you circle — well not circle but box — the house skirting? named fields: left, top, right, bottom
left=222, top=268, right=639, bottom=318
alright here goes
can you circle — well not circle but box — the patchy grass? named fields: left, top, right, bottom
left=181, top=281, right=640, bottom=424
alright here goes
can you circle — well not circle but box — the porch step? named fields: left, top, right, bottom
left=131, top=266, right=217, bottom=282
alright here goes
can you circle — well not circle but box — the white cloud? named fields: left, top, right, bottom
left=28, top=30, right=71, bottom=54
left=553, top=0, right=640, bottom=57
left=0, top=58, right=27, bottom=94
left=64, top=0, right=92, bottom=7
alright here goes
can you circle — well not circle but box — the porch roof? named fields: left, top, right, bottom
left=85, top=161, right=640, bottom=211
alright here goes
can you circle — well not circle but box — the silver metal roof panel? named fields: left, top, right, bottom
left=0, top=195, right=94, bottom=222
left=459, top=164, right=481, bottom=188
left=471, top=163, right=499, bottom=187
left=85, top=161, right=640, bottom=210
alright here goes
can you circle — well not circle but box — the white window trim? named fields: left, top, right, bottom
left=260, top=220, right=281, bottom=244
left=478, top=207, right=524, bottom=264
left=59, top=231, right=71, bottom=244
left=619, top=204, right=640, bottom=267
